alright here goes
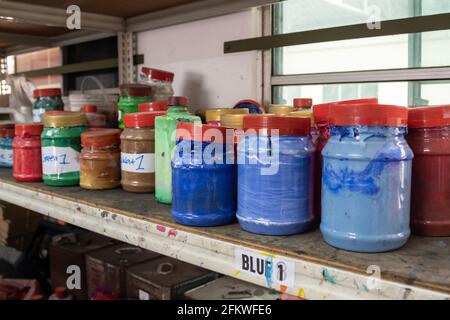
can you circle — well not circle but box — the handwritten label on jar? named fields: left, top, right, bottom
left=121, top=153, right=155, bottom=173
left=32, top=108, right=44, bottom=123
left=0, top=149, right=13, bottom=165
left=42, top=146, right=80, bottom=175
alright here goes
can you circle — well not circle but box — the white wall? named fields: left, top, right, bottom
left=137, top=10, right=259, bottom=110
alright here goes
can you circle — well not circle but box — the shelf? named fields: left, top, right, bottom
left=0, top=168, right=449, bottom=300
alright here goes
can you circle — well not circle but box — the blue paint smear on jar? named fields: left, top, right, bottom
left=320, top=126, right=413, bottom=253
left=237, top=135, right=315, bottom=236
left=172, top=139, right=236, bottom=227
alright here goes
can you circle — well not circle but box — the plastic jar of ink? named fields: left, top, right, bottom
left=0, top=124, right=15, bottom=168
left=117, top=84, right=152, bottom=129
left=155, top=106, right=201, bottom=204
left=321, top=104, right=412, bottom=253
left=80, top=129, right=121, bottom=190
left=138, top=100, right=168, bottom=113
left=205, top=108, right=249, bottom=126
left=41, top=112, right=87, bottom=186
left=13, top=123, right=44, bottom=182
left=139, top=67, right=174, bottom=102
left=312, top=98, right=379, bottom=220
left=172, top=122, right=236, bottom=226
left=237, top=115, right=315, bottom=235
left=32, top=88, right=64, bottom=123
left=80, top=105, right=107, bottom=128
left=407, top=105, right=450, bottom=237
left=121, top=112, right=165, bottom=193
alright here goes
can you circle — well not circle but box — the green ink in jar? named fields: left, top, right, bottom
left=41, top=111, right=87, bottom=186
left=32, top=88, right=64, bottom=123
left=155, top=104, right=201, bottom=204
left=117, top=84, right=152, bottom=129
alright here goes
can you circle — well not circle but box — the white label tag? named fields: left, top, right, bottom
left=121, top=152, right=155, bottom=173
left=138, top=289, right=150, bottom=300
left=33, top=108, right=44, bottom=123
left=0, top=148, right=13, bottom=165
left=42, top=146, right=80, bottom=175
left=235, top=248, right=295, bottom=287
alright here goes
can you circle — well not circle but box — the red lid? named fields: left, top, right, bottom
left=176, top=122, right=228, bottom=143
left=54, top=287, right=67, bottom=299
left=123, top=111, right=165, bottom=128
left=138, top=100, right=168, bottom=112
left=0, top=123, right=15, bottom=138
left=168, top=96, right=189, bottom=107
left=313, top=98, right=379, bottom=123
left=45, top=110, right=72, bottom=115
left=81, top=105, right=98, bottom=113
left=243, top=115, right=310, bottom=136
left=329, top=104, right=408, bottom=127
left=408, top=105, right=450, bottom=128
left=33, top=88, right=61, bottom=98
left=293, top=98, right=313, bottom=109
left=141, top=67, right=174, bottom=82
left=81, top=129, right=121, bottom=148
left=15, top=123, right=44, bottom=137
left=120, top=84, right=152, bottom=97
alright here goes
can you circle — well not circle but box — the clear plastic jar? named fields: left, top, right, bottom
left=32, top=88, right=64, bottom=123
left=172, top=123, right=236, bottom=227
left=237, top=116, right=315, bottom=236
left=139, top=67, right=174, bottom=102
left=407, top=105, right=450, bottom=237
left=0, top=123, right=15, bottom=168
left=41, top=111, right=87, bottom=186
left=80, top=129, right=121, bottom=190
left=321, top=104, right=412, bottom=253
left=13, top=123, right=44, bottom=182
left=121, top=112, right=165, bottom=193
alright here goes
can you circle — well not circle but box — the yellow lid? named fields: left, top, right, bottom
left=205, top=108, right=249, bottom=123
left=268, top=105, right=294, bottom=115
left=43, top=112, right=87, bottom=127
left=220, top=114, right=248, bottom=129
left=288, top=110, right=315, bottom=125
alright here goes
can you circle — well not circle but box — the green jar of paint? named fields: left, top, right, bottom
left=117, top=84, right=152, bottom=129
left=32, top=88, right=64, bottom=123
left=41, top=111, right=87, bottom=186
left=155, top=104, right=201, bottom=204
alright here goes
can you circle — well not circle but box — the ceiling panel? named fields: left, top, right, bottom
left=10, top=0, right=202, bottom=18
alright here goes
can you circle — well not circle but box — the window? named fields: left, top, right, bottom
left=14, top=47, right=62, bottom=88
left=271, top=0, right=450, bottom=106
left=0, top=57, right=11, bottom=95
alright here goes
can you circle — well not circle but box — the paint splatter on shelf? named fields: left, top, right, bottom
left=322, top=268, right=336, bottom=285
left=156, top=225, right=166, bottom=233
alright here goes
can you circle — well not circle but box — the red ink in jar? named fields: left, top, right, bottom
left=13, top=123, right=44, bottom=182
left=407, top=105, right=450, bottom=236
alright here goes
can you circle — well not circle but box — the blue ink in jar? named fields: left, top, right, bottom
left=0, top=124, right=14, bottom=168
left=171, top=123, right=236, bottom=227
left=321, top=104, right=413, bottom=253
left=237, top=116, right=315, bottom=236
